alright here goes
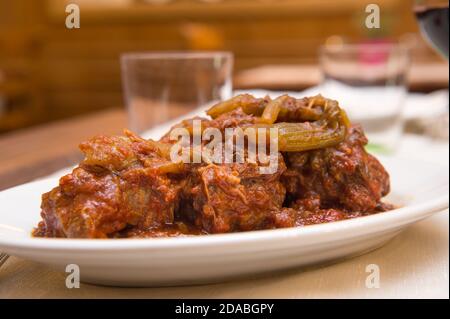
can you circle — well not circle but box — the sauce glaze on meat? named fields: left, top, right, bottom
left=33, top=95, right=392, bottom=238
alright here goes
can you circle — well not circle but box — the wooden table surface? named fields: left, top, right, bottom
left=0, top=108, right=127, bottom=191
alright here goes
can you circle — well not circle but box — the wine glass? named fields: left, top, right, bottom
left=414, top=0, right=449, bottom=60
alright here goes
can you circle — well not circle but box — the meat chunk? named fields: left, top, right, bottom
left=186, top=157, right=286, bottom=233
left=207, top=108, right=256, bottom=131
left=160, top=108, right=256, bottom=144
left=159, top=108, right=287, bottom=234
left=33, top=131, right=181, bottom=238
left=272, top=192, right=365, bottom=228
left=282, top=125, right=390, bottom=213
left=33, top=94, right=394, bottom=239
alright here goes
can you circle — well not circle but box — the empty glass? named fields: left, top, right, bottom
left=320, top=43, right=410, bottom=153
left=121, top=51, right=233, bottom=134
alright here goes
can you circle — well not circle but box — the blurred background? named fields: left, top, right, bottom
left=0, top=0, right=448, bottom=134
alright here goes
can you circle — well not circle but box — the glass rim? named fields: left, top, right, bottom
left=121, top=51, right=233, bottom=61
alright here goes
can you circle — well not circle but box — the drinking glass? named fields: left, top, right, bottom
left=319, top=43, right=410, bottom=152
left=121, top=51, right=233, bottom=134
left=414, top=0, right=449, bottom=60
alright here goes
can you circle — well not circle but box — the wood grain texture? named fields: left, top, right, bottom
left=0, top=211, right=447, bottom=298
left=1, top=0, right=444, bottom=132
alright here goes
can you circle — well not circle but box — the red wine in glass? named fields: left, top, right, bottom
left=414, top=3, right=449, bottom=60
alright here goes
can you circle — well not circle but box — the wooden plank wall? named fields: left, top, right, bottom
left=0, top=0, right=437, bottom=133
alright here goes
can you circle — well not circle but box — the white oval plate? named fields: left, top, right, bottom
left=0, top=156, right=448, bottom=287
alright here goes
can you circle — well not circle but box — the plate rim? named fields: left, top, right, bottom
left=0, top=194, right=447, bottom=252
